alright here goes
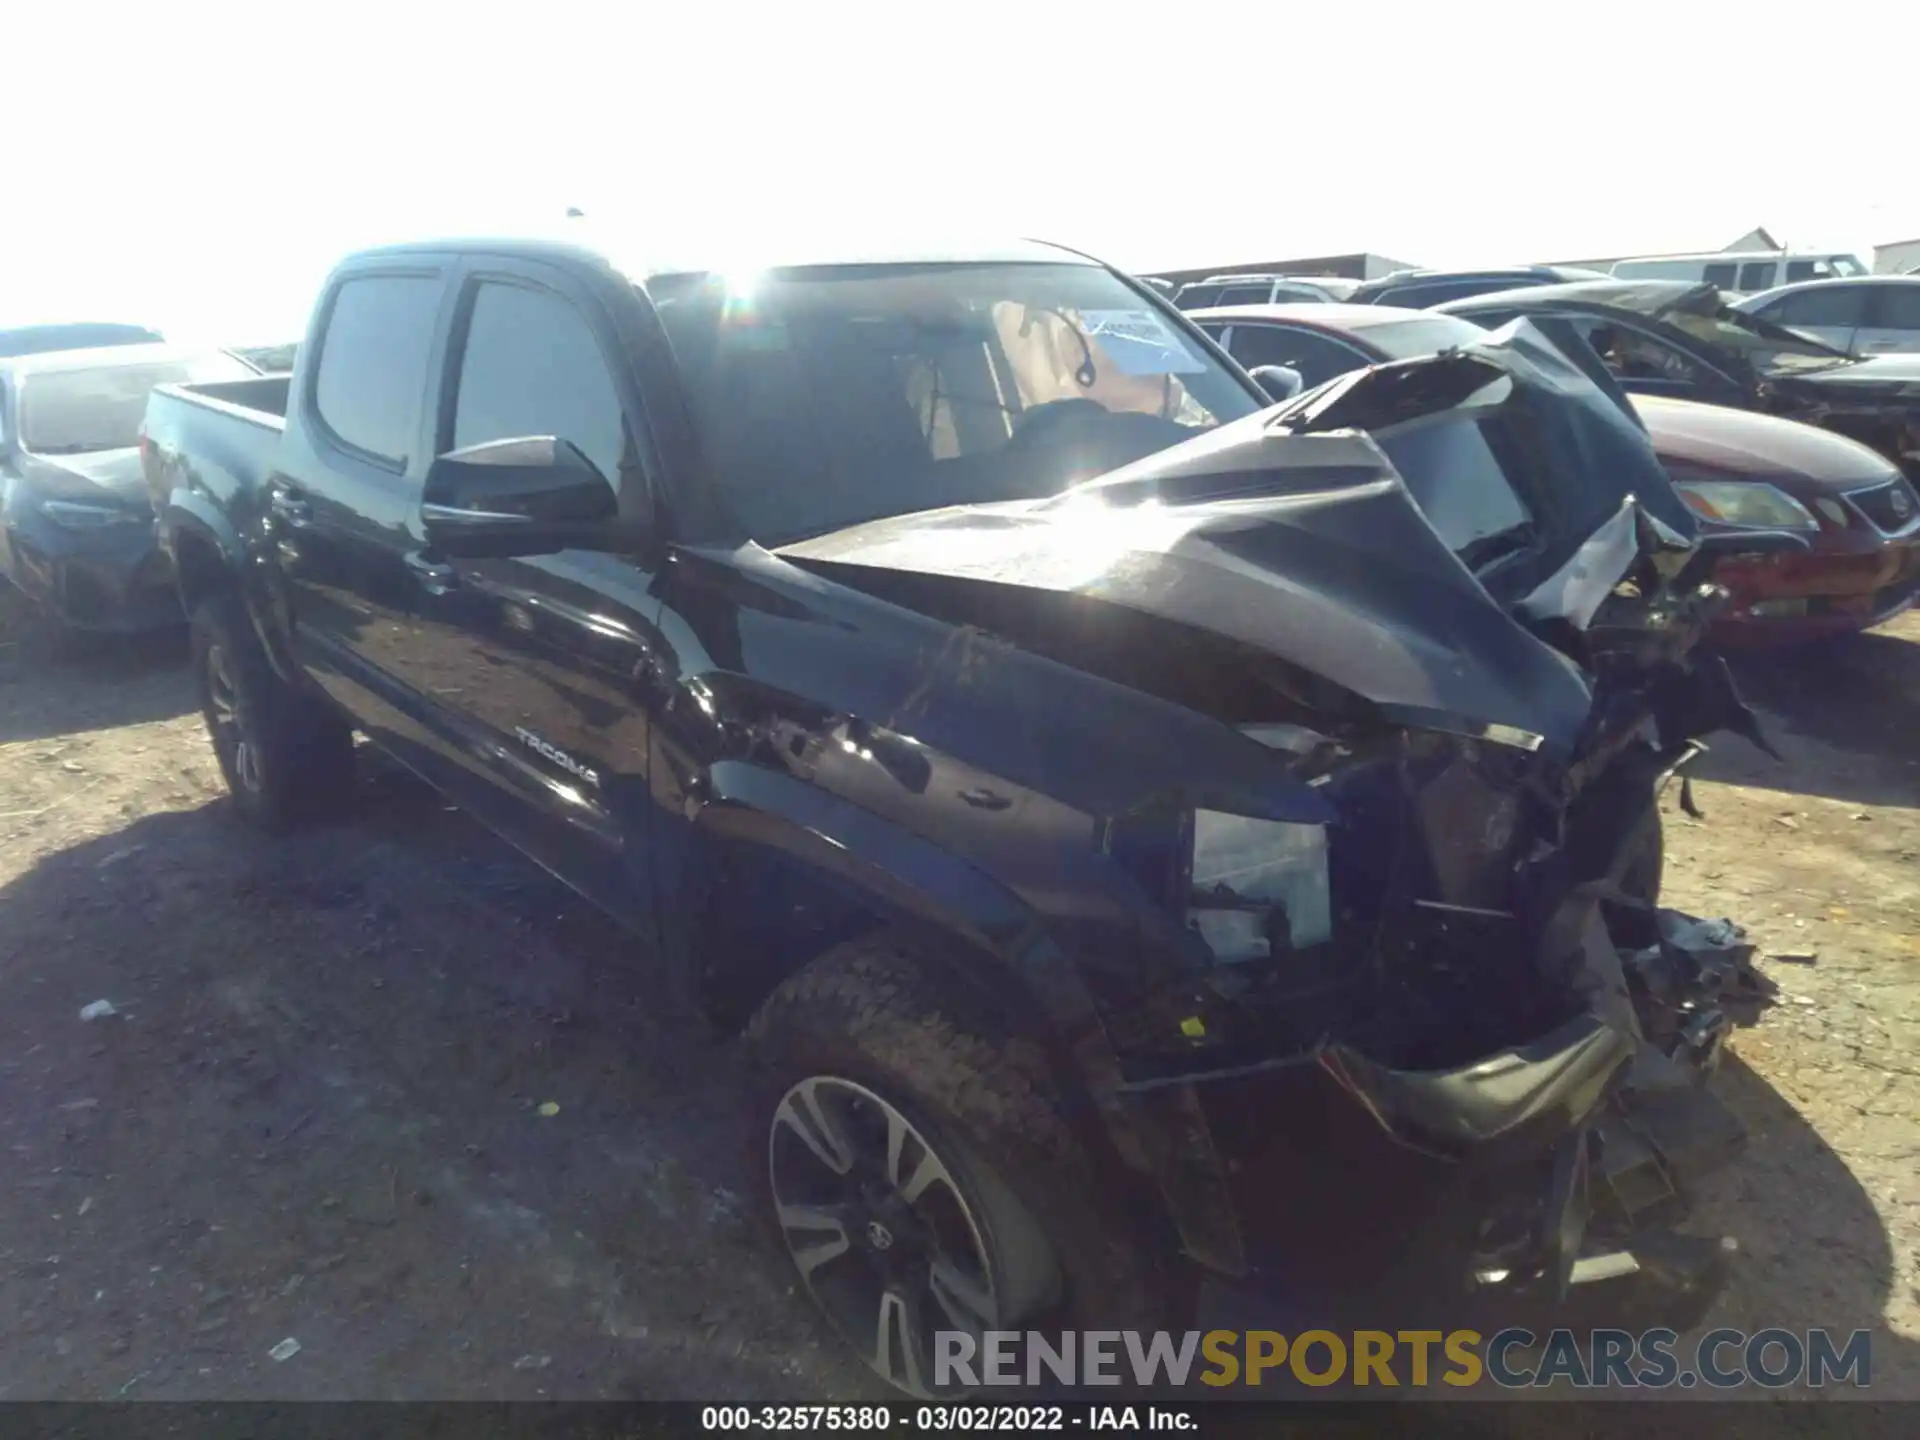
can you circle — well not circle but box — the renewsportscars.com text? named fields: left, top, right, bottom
left=934, top=1327, right=1873, bottom=1390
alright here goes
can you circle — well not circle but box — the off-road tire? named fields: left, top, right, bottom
left=190, top=593, right=355, bottom=830
left=746, top=931, right=1182, bottom=1395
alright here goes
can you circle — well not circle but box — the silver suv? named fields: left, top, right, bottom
left=1734, top=276, right=1920, bottom=357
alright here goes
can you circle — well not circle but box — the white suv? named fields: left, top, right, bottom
left=1172, top=274, right=1358, bottom=310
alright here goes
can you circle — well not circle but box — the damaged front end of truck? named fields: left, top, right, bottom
left=781, top=321, right=1785, bottom=1328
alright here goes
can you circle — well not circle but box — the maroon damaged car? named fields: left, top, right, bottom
left=1635, top=394, right=1920, bottom=645
left=1190, top=301, right=1920, bottom=647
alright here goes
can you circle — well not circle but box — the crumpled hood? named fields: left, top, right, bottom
left=781, top=323, right=1695, bottom=756
left=1799, top=352, right=1920, bottom=388
left=15, top=447, right=149, bottom=505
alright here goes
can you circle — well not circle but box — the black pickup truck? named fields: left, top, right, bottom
left=142, top=235, right=1780, bottom=1395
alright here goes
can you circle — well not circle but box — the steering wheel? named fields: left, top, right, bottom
left=1008, top=398, right=1109, bottom=448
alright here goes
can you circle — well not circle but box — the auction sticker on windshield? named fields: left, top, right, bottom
left=1078, top=309, right=1206, bottom=376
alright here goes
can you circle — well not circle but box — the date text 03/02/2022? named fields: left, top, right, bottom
left=700, top=1406, right=1195, bottom=1431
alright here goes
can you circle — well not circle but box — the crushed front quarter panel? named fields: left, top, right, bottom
left=779, top=430, right=1599, bottom=755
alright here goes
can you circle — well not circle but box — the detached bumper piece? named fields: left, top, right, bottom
left=1467, top=909, right=1766, bottom=1324
left=1625, top=910, right=1778, bottom=1075
left=1191, top=906, right=1768, bottom=1332
left=1466, top=1084, right=1744, bottom=1334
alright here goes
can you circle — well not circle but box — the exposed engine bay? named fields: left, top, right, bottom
left=781, top=321, right=1787, bottom=1316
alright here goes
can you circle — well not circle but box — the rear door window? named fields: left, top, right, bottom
left=1738, top=262, right=1776, bottom=290
left=1214, top=284, right=1275, bottom=307
left=1768, top=285, right=1869, bottom=328
left=1174, top=284, right=1224, bottom=310
left=450, top=281, right=628, bottom=487
left=1702, top=263, right=1739, bottom=288
left=1568, top=317, right=1707, bottom=385
left=314, top=272, right=441, bottom=464
left=312, top=274, right=444, bottom=467
left=1868, top=284, right=1920, bottom=331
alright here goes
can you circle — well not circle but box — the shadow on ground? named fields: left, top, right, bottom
left=0, top=767, right=877, bottom=1400
left=0, top=589, right=194, bottom=745
left=1684, top=1051, right=1918, bottom=1393
left=1690, top=620, right=1920, bottom=809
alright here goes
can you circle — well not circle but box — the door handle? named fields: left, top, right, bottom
left=405, top=551, right=459, bottom=595
left=269, top=487, right=312, bottom=527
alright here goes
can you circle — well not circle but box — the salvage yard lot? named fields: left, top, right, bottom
left=1, top=585, right=1917, bottom=1402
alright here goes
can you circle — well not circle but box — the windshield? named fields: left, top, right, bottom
left=1355, top=314, right=1489, bottom=361
left=0, top=323, right=165, bottom=358
left=650, top=263, right=1260, bottom=542
left=21, top=354, right=253, bottom=453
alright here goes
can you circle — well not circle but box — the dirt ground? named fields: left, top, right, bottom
left=1, top=587, right=1917, bottom=1403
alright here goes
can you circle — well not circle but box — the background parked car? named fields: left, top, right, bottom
left=1608, top=250, right=1868, bottom=293
left=1438, top=280, right=1920, bottom=476
left=229, top=341, right=299, bottom=373
left=1637, top=393, right=1920, bottom=645
left=1188, top=302, right=1491, bottom=389
left=1345, top=265, right=1607, bottom=308
left=1172, top=273, right=1358, bottom=309
left=1190, top=301, right=1920, bottom=646
left=0, top=322, right=165, bottom=358
left=1, top=343, right=257, bottom=637
left=1734, top=276, right=1920, bottom=357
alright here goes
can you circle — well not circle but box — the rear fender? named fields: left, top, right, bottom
left=161, top=495, right=301, bottom=686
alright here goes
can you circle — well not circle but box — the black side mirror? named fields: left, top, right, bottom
left=1249, top=364, right=1306, bottom=404
left=421, top=436, right=636, bottom=558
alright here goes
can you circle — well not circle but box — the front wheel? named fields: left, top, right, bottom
left=191, top=593, right=355, bottom=830
left=746, top=933, right=1179, bottom=1397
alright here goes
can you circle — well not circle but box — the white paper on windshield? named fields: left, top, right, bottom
left=1077, top=309, right=1207, bottom=376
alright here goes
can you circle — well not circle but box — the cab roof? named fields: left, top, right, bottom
left=341, top=233, right=1100, bottom=287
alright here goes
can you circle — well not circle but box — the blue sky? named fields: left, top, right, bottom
left=6, top=0, right=1914, bottom=346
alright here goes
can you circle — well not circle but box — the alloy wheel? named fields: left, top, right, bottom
left=769, top=1075, right=1048, bottom=1396
left=205, top=641, right=261, bottom=794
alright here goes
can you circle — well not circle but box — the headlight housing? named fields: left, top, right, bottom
left=1187, top=809, right=1332, bottom=964
left=1676, top=480, right=1819, bottom=532
left=37, top=498, right=147, bottom=531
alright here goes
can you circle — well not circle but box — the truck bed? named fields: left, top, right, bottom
left=141, top=374, right=294, bottom=524
left=165, top=374, right=293, bottom=427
